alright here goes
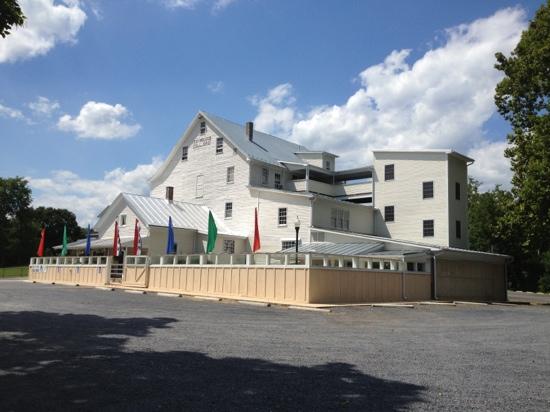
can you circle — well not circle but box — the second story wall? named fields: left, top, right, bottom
left=447, top=156, right=469, bottom=249
left=373, top=152, right=450, bottom=246
left=311, top=198, right=373, bottom=235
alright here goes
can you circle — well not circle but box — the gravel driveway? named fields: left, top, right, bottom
left=1, top=280, right=549, bottom=411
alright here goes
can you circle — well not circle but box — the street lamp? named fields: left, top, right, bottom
left=294, top=216, right=301, bottom=264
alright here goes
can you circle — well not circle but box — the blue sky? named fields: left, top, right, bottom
left=0, top=0, right=545, bottom=224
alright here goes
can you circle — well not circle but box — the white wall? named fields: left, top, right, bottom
left=100, top=205, right=150, bottom=240
left=373, top=152, right=450, bottom=246
left=312, top=198, right=373, bottom=234
left=447, top=156, right=469, bottom=249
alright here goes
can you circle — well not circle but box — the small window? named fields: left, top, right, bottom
left=407, top=262, right=415, bottom=271
left=120, top=214, right=127, bottom=226
left=274, top=173, right=282, bottom=189
left=181, top=146, right=188, bottom=161
left=384, top=205, right=394, bottom=222
left=372, top=261, right=380, bottom=270
left=278, top=208, right=287, bottom=225
left=383, top=261, right=391, bottom=270
left=224, top=202, right=233, bottom=219
left=455, top=182, right=461, bottom=200
left=423, top=181, right=434, bottom=199
left=423, top=219, right=434, bottom=237
left=281, top=240, right=296, bottom=250
left=384, top=164, right=394, bottom=181
left=330, top=208, right=349, bottom=230
left=165, top=186, right=174, bottom=201
left=456, top=220, right=462, bottom=239
left=200, top=121, right=206, bottom=135
left=195, top=175, right=204, bottom=198
left=223, top=239, right=235, bottom=254
left=226, top=166, right=234, bottom=184
left=261, top=168, right=269, bottom=185
left=325, top=160, right=330, bottom=170
left=417, top=262, right=425, bottom=272
left=216, top=137, right=223, bottom=154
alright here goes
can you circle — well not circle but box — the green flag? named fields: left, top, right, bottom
left=61, top=225, right=68, bottom=256
left=206, top=211, right=217, bottom=253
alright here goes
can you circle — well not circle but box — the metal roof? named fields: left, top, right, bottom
left=54, top=236, right=135, bottom=250
left=281, top=242, right=384, bottom=256
left=121, top=193, right=242, bottom=237
left=202, top=111, right=314, bottom=167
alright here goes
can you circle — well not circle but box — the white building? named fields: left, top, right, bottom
left=62, top=111, right=505, bottom=272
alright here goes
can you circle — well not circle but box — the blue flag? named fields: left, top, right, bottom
left=85, top=224, right=92, bottom=256
left=166, top=216, right=175, bottom=254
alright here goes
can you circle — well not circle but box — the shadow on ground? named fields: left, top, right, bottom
left=0, top=311, right=426, bottom=411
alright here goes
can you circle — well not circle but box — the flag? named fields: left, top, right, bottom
left=133, top=219, right=142, bottom=255
left=253, top=208, right=261, bottom=252
left=61, top=225, right=68, bottom=256
left=37, top=227, right=45, bottom=257
left=166, top=216, right=175, bottom=254
left=85, top=224, right=92, bottom=256
left=113, top=221, right=121, bottom=257
left=206, top=211, right=217, bottom=253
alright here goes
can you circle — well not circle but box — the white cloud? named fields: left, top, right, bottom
left=207, top=80, right=224, bottom=94
left=252, top=8, right=526, bottom=189
left=28, top=157, right=163, bottom=225
left=28, top=96, right=60, bottom=117
left=468, top=141, right=512, bottom=191
left=0, top=103, right=27, bottom=121
left=57, top=101, right=141, bottom=139
left=212, top=0, right=237, bottom=12
left=161, top=0, right=201, bottom=9
left=0, top=0, right=87, bottom=64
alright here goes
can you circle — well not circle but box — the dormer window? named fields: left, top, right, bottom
left=200, top=121, right=206, bottom=135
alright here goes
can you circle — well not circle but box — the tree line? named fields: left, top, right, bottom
left=0, top=177, right=84, bottom=267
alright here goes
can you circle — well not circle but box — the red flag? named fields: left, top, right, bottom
left=253, top=208, right=261, bottom=252
left=37, top=228, right=45, bottom=257
left=133, top=219, right=142, bottom=255
left=113, top=221, right=121, bottom=257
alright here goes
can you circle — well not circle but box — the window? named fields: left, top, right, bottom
left=407, top=262, right=415, bottom=271
left=278, top=208, right=287, bottom=225
left=372, top=261, right=380, bottom=269
left=384, top=164, right=394, bottom=181
left=181, top=146, right=188, bottom=161
left=423, top=181, right=434, bottom=199
left=120, top=214, right=127, bottom=226
left=383, top=261, right=391, bottom=270
left=330, top=208, right=350, bottom=230
left=224, top=202, right=233, bottom=219
left=274, top=173, right=282, bottom=189
left=325, top=160, right=330, bottom=170
left=226, top=166, right=234, bottom=184
left=200, top=121, right=206, bottom=135
left=456, top=220, right=462, bottom=239
left=417, top=262, right=425, bottom=272
left=423, top=219, right=434, bottom=237
left=223, top=239, right=235, bottom=254
left=262, top=168, right=269, bottom=185
left=165, top=186, right=174, bottom=201
left=455, top=182, right=461, bottom=200
left=216, top=137, right=223, bottom=154
left=195, top=175, right=204, bottom=198
left=281, top=240, right=296, bottom=250
left=384, top=206, right=395, bottom=222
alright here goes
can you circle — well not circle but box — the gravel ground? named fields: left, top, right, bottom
left=0, top=280, right=549, bottom=411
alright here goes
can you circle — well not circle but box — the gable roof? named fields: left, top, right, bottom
left=94, top=193, right=246, bottom=238
left=149, top=111, right=319, bottom=186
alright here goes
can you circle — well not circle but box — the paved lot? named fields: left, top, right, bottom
left=0, top=281, right=549, bottom=411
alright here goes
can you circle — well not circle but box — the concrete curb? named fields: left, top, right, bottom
left=288, top=306, right=331, bottom=313
left=124, top=289, right=147, bottom=295
left=157, top=292, right=181, bottom=298
left=373, top=303, right=415, bottom=308
left=238, top=300, right=270, bottom=307
left=193, top=296, right=222, bottom=301
left=454, top=301, right=488, bottom=305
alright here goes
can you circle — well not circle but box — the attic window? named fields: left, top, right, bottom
left=200, top=121, right=206, bottom=135
left=120, top=214, right=127, bottom=226
left=181, top=146, right=188, bottom=161
left=216, top=137, right=223, bottom=154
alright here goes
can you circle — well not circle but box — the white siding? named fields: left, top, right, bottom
left=447, top=156, right=469, bottom=249
left=373, top=152, right=450, bottom=246
left=148, top=226, right=195, bottom=256
left=312, top=198, right=373, bottom=234
left=100, top=206, right=150, bottom=240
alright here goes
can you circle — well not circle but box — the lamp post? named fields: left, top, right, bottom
left=294, top=216, right=301, bottom=264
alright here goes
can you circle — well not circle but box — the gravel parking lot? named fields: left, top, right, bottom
left=1, top=280, right=549, bottom=411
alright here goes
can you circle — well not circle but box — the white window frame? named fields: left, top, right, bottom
left=278, top=207, right=287, bottom=226
left=120, top=214, right=127, bottom=226
left=216, top=137, right=223, bottom=154
left=195, top=175, right=204, bottom=198
left=224, top=202, right=233, bottom=219
left=181, top=146, right=188, bottom=161
left=330, top=208, right=350, bottom=230
left=226, top=166, right=234, bottom=184
left=274, top=172, right=281, bottom=189
left=200, top=121, right=206, bottom=135
left=281, top=239, right=300, bottom=250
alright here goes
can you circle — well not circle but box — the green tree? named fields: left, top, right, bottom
left=32, top=206, right=84, bottom=256
left=494, top=0, right=550, bottom=291
left=0, top=0, right=26, bottom=38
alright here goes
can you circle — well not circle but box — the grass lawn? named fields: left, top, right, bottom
left=0, top=266, right=28, bottom=278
